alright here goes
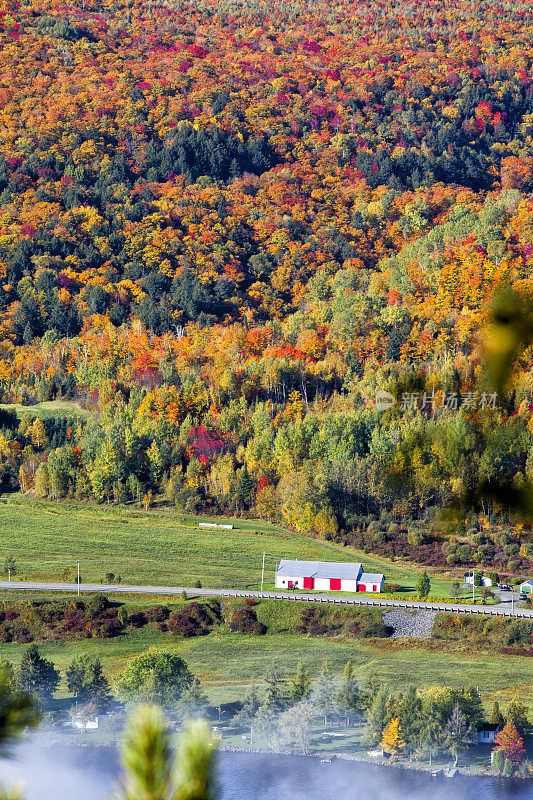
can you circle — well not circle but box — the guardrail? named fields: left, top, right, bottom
left=192, top=588, right=532, bottom=617
left=175, top=587, right=532, bottom=617
left=0, top=581, right=531, bottom=618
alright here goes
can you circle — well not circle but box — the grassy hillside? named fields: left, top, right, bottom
left=0, top=497, right=455, bottom=594
left=0, top=401, right=92, bottom=419
left=0, top=621, right=529, bottom=710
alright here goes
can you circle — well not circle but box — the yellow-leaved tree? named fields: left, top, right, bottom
left=382, top=718, right=406, bottom=757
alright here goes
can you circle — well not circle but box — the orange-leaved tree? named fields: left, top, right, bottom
left=493, top=721, right=526, bottom=765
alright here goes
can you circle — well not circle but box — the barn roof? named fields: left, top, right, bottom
left=360, top=573, right=385, bottom=583
left=276, top=559, right=362, bottom=580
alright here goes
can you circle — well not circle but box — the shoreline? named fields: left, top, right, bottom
left=221, top=745, right=531, bottom=780
left=29, top=735, right=531, bottom=781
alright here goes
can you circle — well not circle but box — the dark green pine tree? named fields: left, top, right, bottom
left=261, top=665, right=286, bottom=713
left=22, top=323, right=33, bottom=345
left=86, top=658, right=112, bottom=711
left=399, top=685, right=423, bottom=754
left=335, top=661, right=361, bottom=723
left=172, top=267, right=214, bottom=322
left=67, top=655, right=111, bottom=710
left=234, top=684, right=261, bottom=726
left=490, top=701, right=505, bottom=728
left=237, top=464, right=255, bottom=509
left=66, top=655, right=88, bottom=699
left=290, top=662, right=311, bottom=703
left=363, top=685, right=389, bottom=747
left=18, top=644, right=60, bottom=702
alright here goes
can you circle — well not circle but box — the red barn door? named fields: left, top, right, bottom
left=330, top=578, right=341, bottom=590
left=303, top=577, right=314, bottom=590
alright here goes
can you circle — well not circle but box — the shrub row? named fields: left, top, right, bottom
left=0, top=597, right=221, bottom=642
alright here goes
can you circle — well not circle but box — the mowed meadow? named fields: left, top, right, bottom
left=0, top=496, right=379, bottom=588
left=0, top=497, right=492, bottom=596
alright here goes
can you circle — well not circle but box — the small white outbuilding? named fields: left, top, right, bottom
left=71, top=715, right=99, bottom=730
left=358, top=573, right=385, bottom=593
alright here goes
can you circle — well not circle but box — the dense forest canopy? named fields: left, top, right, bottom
left=0, top=0, right=532, bottom=573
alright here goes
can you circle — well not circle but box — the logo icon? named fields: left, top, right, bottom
left=375, top=390, right=396, bottom=412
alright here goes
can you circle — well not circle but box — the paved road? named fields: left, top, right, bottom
left=0, top=580, right=531, bottom=618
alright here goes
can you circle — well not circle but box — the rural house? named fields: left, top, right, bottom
left=275, top=560, right=384, bottom=592
left=464, top=571, right=492, bottom=587
left=475, top=723, right=500, bottom=744
left=519, top=580, right=533, bottom=594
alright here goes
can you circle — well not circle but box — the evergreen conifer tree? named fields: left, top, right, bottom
left=335, top=661, right=361, bottom=723
left=416, top=572, right=431, bottom=598
left=363, top=685, right=389, bottom=747
left=489, top=701, right=505, bottom=728
left=233, top=684, right=261, bottom=727
left=290, top=662, right=311, bottom=703
left=18, top=645, right=60, bottom=702
left=313, top=661, right=336, bottom=726
left=237, top=464, right=254, bottom=508
left=86, top=658, right=112, bottom=711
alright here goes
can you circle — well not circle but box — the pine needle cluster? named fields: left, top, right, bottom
left=119, top=705, right=218, bottom=800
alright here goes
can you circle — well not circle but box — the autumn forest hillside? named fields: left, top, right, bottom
left=0, top=0, right=533, bottom=576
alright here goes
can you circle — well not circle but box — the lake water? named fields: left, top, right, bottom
left=0, top=743, right=531, bottom=800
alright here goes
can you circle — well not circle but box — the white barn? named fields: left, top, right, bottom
left=275, top=560, right=384, bottom=593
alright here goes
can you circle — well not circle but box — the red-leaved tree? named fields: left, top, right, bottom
left=493, top=721, right=526, bottom=765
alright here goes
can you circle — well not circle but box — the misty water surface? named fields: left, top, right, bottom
left=0, top=743, right=531, bottom=800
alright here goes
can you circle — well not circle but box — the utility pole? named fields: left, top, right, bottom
left=512, top=591, right=514, bottom=616
left=472, top=570, right=475, bottom=604
left=7, top=569, right=10, bottom=582
left=261, top=552, right=265, bottom=592
left=77, top=559, right=80, bottom=597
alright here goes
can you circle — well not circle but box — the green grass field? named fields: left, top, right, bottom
left=0, top=497, right=444, bottom=593
left=0, top=623, right=529, bottom=710
left=0, top=496, right=465, bottom=599
left=0, top=401, right=92, bottom=419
